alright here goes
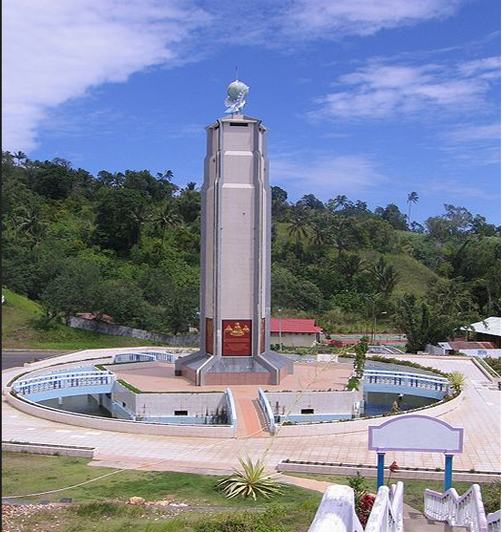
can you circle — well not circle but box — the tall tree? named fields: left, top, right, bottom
left=338, top=253, right=365, bottom=285
left=407, top=191, right=419, bottom=224
left=369, top=257, right=400, bottom=295
left=154, top=200, right=181, bottom=247
left=326, top=195, right=348, bottom=213
left=394, top=279, right=477, bottom=352
left=375, top=204, right=408, bottom=231
left=286, top=206, right=310, bottom=257
left=94, top=188, right=148, bottom=253
left=271, top=186, right=289, bottom=220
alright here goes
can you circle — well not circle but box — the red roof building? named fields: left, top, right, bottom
left=269, top=318, right=323, bottom=348
left=270, top=318, right=322, bottom=334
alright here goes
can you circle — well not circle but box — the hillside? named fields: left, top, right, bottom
left=359, top=250, right=438, bottom=296
left=1, top=288, right=153, bottom=350
left=275, top=222, right=439, bottom=297
left=2, top=152, right=498, bottom=347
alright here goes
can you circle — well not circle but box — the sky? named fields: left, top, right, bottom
left=2, top=0, right=501, bottom=224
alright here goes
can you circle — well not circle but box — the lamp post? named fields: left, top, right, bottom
left=374, top=311, right=387, bottom=345
left=278, top=308, right=283, bottom=352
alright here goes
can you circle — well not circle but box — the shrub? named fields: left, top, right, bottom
left=347, top=473, right=374, bottom=527
left=447, top=371, right=466, bottom=395
left=482, top=482, right=502, bottom=514
left=218, top=457, right=284, bottom=501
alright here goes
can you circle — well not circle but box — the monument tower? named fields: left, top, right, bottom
left=175, top=79, right=293, bottom=385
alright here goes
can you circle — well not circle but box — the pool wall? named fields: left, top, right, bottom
left=107, top=381, right=229, bottom=423
left=264, top=390, right=362, bottom=426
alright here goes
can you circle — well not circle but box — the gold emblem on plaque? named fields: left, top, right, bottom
left=230, top=322, right=244, bottom=336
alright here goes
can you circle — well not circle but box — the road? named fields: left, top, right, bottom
left=1, top=350, right=69, bottom=370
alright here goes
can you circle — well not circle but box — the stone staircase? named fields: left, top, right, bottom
left=403, top=503, right=468, bottom=532
left=282, top=475, right=471, bottom=532
left=231, top=389, right=268, bottom=438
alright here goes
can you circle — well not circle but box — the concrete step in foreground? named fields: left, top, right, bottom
left=403, top=503, right=468, bottom=532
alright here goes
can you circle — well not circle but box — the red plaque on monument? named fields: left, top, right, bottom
left=222, top=320, right=252, bottom=356
left=205, top=318, right=214, bottom=355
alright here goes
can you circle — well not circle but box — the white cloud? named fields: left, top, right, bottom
left=458, top=56, right=501, bottom=78
left=2, top=0, right=210, bottom=151
left=312, top=57, right=499, bottom=120
left=196, top=0, right=462, bottom=48
left=445, top=123, right=500, bottom=143
left=438, top=123, right=501, bottom=166
left=270, top=152, right=388, bottom=199
left=281, top=0, right=460, bottom=38
left=426, top=179, right=494, bottom=199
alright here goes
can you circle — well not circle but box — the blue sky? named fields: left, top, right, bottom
left=3, top=0, right=500, bottom=223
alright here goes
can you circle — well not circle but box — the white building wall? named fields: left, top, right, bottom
left=459, top=349, right=501, bottom=358
left=270, top=332, right=318, bottom=348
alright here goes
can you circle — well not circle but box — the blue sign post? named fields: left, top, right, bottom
left=444, top=454, right=454, bottom=491
left=368, top=415, right=464, bottom=491
left=377, top=452, right=386, bottom=488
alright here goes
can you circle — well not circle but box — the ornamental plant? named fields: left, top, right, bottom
left=218, top=457, right=284, bottom=501
left=347, top=472, right=375, bottom=527
left=447, top=371, right=466, bottom=395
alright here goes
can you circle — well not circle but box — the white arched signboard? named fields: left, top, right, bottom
left=368, top=414, right=463, bottom=490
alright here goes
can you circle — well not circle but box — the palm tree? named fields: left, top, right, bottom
left=154, top=201, right=181, bottom=247
left=326, top=194, right=348, bottom=212
left=130, top=203, right=152, bottom=245
left=156, top=170, right=174, bottom=181
left=309, top=214, right=332, bottom=246
left=331, top=216, right=356, bottom=252
left=369, top=257, right=400, bottom=295
left=11, top=202, right=47, bottom=247
left=286, top=206, right=310, bottom=256
left=407, top=192, right=419, bottom=224
left=218, top=457, right=283, bottom=501
left=12, top=151, right=27, bottom=166
left=338, top=253, right=365, bottom=285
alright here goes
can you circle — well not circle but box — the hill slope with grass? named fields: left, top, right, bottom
left=1, top=288, right=154, bottom=350
left=275, top=222, right=439, bottom=297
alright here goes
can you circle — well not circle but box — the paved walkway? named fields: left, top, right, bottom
left=2, top=349, right=500, bottom=478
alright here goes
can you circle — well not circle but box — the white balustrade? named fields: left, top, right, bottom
left=363, top=369, right=450, bottom=393
left=13, top=370, right=114, bottom=396
left=309, top=481, right=498, bottom=532
left=487, top=510, right=501, bottom=532
left=309, top=482, right=402, bottom=532
left=113, top=351, right=176, bottom=363
left=308, top=485, right=363, bottom=532
left=424, top=484, right=490, bottom=532
left=365, top=482, right=403, bottom=533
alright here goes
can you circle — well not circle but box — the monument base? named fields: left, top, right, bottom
left=175, top=352, right=293, bottom=386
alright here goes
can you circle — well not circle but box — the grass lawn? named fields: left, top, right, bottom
left=284, top=472, right=501, bottom=515
left=2, top=452, right=321, bottom=532
left=1, top=288, right=162, bottom=350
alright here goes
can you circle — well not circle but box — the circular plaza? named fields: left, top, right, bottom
left=2, top=347, right=499, bottom=478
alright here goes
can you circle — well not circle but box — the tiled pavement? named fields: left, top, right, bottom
left=2, top=350, right=500, bottom=477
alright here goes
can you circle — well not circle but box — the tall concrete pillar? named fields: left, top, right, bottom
left=176, top=82, right=293, bottom=385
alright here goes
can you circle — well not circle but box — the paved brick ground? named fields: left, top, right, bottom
left=2, top=350, right=500, bottom=477
left=108, top=360, right=353, bottom=393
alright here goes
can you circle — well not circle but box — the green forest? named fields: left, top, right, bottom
left=2, top=151, right=500, bottom=352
